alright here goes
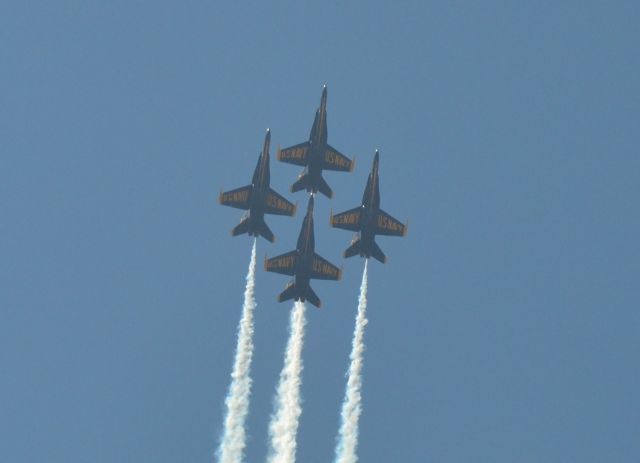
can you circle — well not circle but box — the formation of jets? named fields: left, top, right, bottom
left=220, top=86, right=407, bottom=307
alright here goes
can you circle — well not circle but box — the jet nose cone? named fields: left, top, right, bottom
left=374, top=150, right=380, bottom=161
left=307, top=195, right=315, bottom=214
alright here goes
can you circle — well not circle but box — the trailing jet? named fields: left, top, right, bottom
left=277, top=85, right=354, bottom=198
left=330, top=150, right=407, bottom=263
left=265, top=195, right=342, bottom=308
left=219, top=129, right=296, bottom=242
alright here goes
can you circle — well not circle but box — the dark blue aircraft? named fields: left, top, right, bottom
left=219, top=129, right=296, bottom=242
left=330, top=150, right=407, bottom=263
left=277, top=85, right=354, bottom=199
left=265, top=195, right=342, bottom=308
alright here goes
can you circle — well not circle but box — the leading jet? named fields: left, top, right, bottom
left=265, top=195, right=342, bottom=308
left=330, top=150, right=407, bottom=263
left=219, top=129, right=296, bottom=242
left=277, top=85, right=354, bottom=199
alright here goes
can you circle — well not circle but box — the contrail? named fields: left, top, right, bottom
left=267, top=301, right=308, bottom=463
left=334, top=260, right=369, bottom=463
left=216, top=239, right=258, bottom=463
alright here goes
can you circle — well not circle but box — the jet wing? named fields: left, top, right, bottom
left=264, top=251, right=297, bottom=276
left=322, top=145, right=354, bottom=172
left=330, top=207, right=362, bottom=231
left=265, top=188, right=296, bottom=216
left=278, top=142, right=310, bottom=166
left=310, top=253, right=342, bottom=280
left=219, top=185, right=252, bottom=210
left=374, top=210, right=407, bottom=236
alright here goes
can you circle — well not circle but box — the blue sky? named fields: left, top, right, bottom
left=2, top=1, right=639, bottom=462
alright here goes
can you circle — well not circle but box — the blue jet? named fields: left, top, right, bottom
left=219, top=129, right=296, bottom=242
left=265, top=195, right=342, bottom=308
left=330, top=150, right=407, bottom=263
left=277, top=85, right=354, bottom=198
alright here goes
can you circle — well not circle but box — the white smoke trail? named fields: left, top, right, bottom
left=334, top=260, right=369, bottom=463
left=216, top=239, right=258, bottom=463
left=267, top=301, right=308, bottom=463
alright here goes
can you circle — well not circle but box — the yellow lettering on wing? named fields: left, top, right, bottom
left=222, top=190, right=249, bottom=203
left=333, top=212, right=359, bottom=225
left=270, top=255, right=295, bottom=270
left=325, top=151, right=349, bottom=169
left=377, top=215, right=403, bottom=233
left=313, top=258, right=338, bottom=278
left=267, top=193, right=292, bottom=213
left=283, top=147, right=307, bottom=161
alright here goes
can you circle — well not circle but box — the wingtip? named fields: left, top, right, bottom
left=403, top=220, right=409, bottom=236
left=329, top=209, right=334, bottom=227
left=218, top=188, right=223, bottom=204
left=350, top=157, right=356, bottom=173
left=276, top=146, right=282, bottom=161
left=292, top=201, right=298, bottom=217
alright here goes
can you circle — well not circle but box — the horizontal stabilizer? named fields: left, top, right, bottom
left=291, top=174, right=310, bottom=193
left=344, top=238, right=362, bottom=258
left=258, top=221, right=275, bottom=243
left=304, top=285, right=321, bottom=308
left=291, top=173, right=333, bottom=198
left=316, top=175, right=333, bottom=198
left=370, top=240, right=387, bottom=264
left=278, top=282, right=297, bottom=303
left=343, top=238, right=387, bottom=263
left=231, top=217, right=250, bottom=237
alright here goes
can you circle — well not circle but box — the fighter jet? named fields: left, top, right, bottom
left=265, top=195, right=342, bottom=308
left=330, top=150, right=407, bottom=263
left=219, top=129, right=296, bottom=242
left=277, top=85, right=354, bottom=199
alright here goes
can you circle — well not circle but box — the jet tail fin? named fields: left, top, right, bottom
left=316, top=175, right=333, bottom=198
left=231, top=217, right=250, bottom=237
left=370, top=240, right=387, bottom=264
left=277, top=282, right=321, bottom=308
left=278, top=282, right=297, bottom=303
left=291, top=174, right=310, bottom=194
left=291, top=173, right=333, bottom=198
left=344, top=237, right=387, bottom=263
left=344, top=238, right=362, bottom=258
left=232, top=217, right=275, bottom=242
left=258, top=221, right=275, bottom=243
left=304, top=285, right=321, bottom=308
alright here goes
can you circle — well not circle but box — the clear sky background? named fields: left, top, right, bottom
left=2, top=1, right=639, bottom=462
